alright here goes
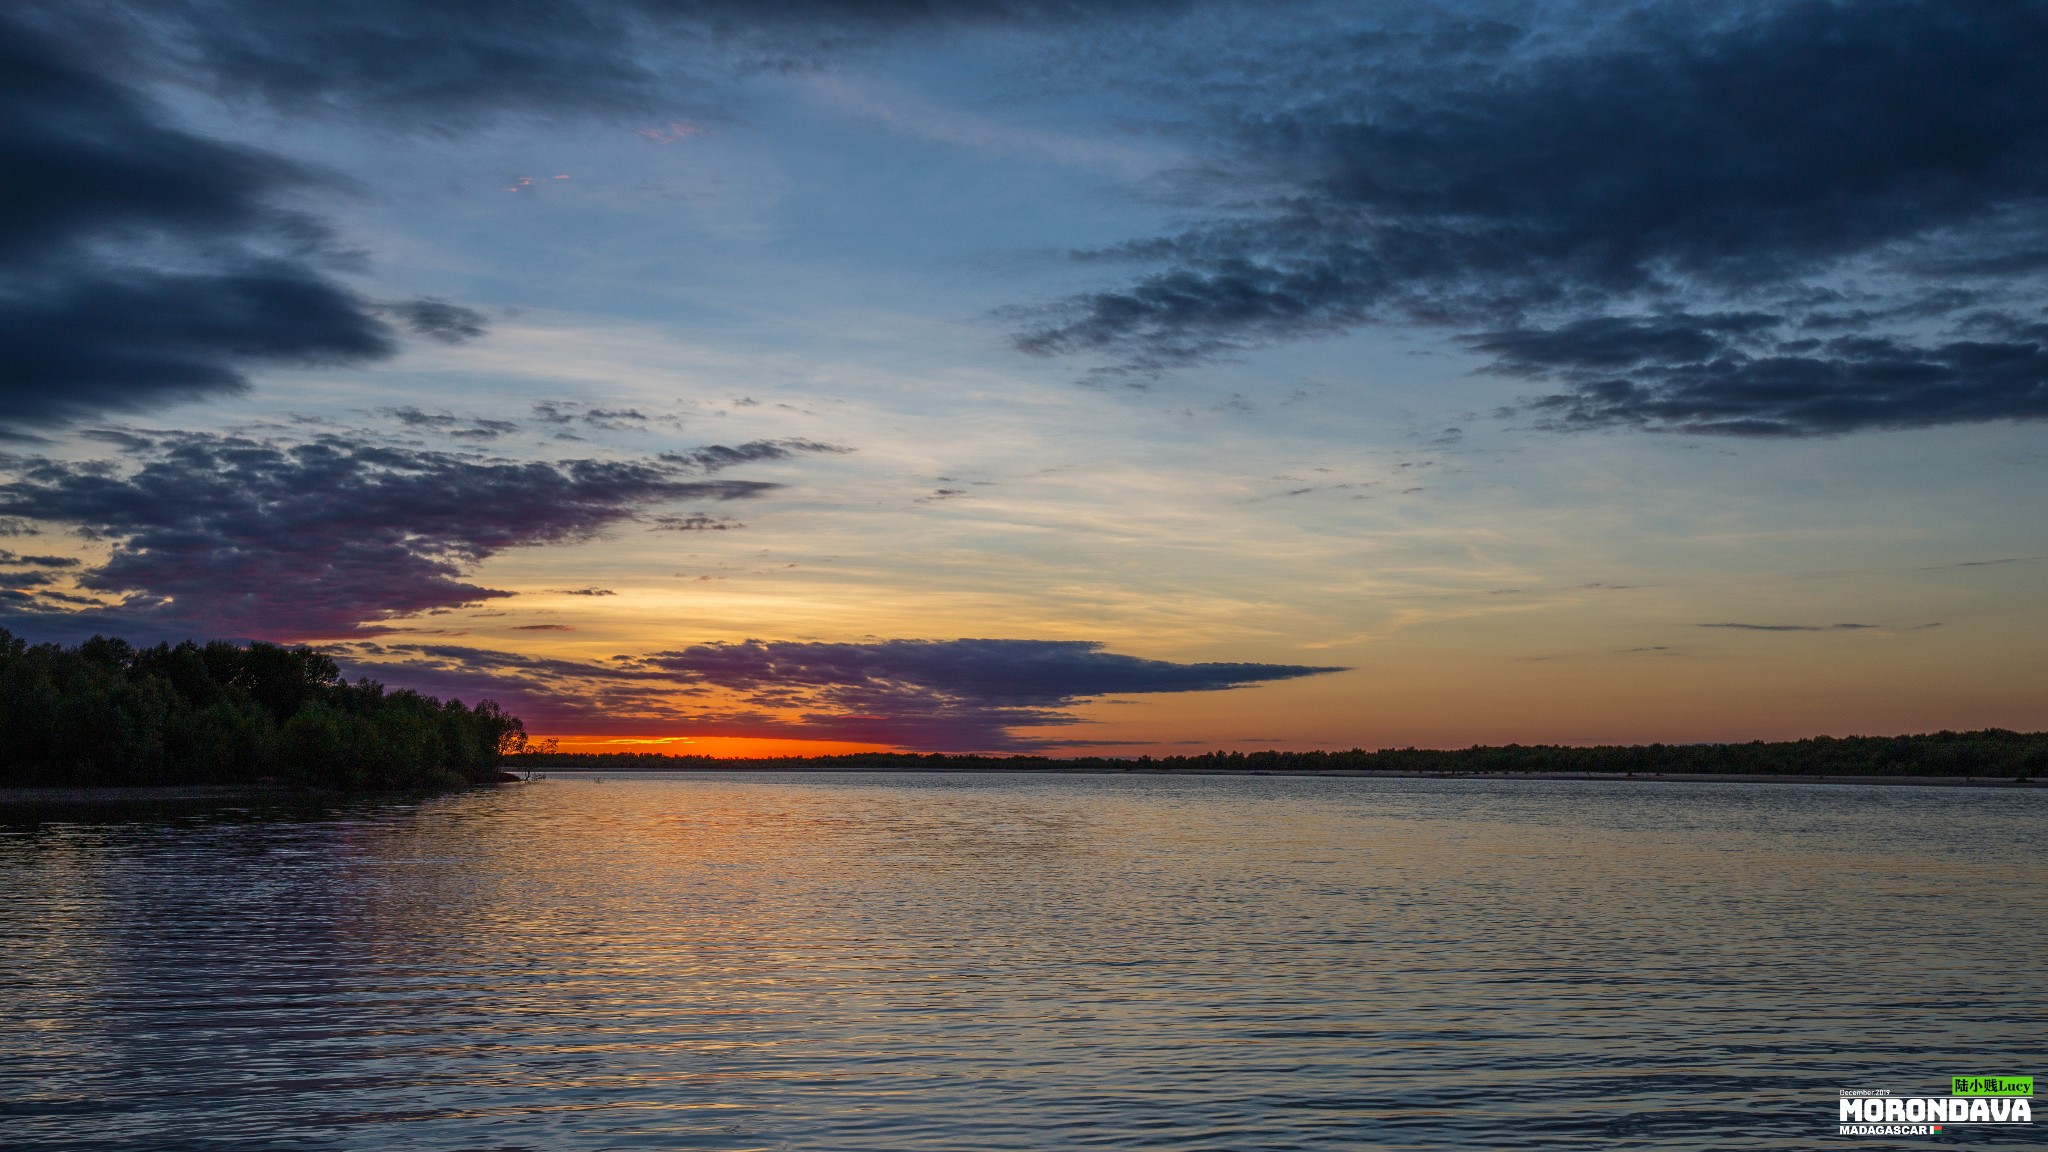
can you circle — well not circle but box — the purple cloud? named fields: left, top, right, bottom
left=336, top=637, right=1346, bottom=751
left=0, top=432, right=811, bottom=639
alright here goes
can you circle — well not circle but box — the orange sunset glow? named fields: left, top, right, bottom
left=547, top=734, right=897, bottom=759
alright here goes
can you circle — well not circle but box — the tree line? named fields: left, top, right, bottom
left=508, top=729, right=2048, bottom=778
left=0, top=630, right=527, bottom=789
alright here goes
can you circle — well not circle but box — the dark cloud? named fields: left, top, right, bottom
left=3, top=0, right=1200, bottom=430
left=1020, top=1, right=2048, bottom=436
left=552, top=587, right=618, bottom=596
left=1470, top=314, right=1781, bottom=374
left=0, top=550, right=79, bottom=568
left=645, top=636, right=1337, bottom=698
left=0, top=432, right=778, bottom=639
left=325, top=642, right=688, bottom=733
left=662, top=439, right=850, bottom=471
left=25, top=1, right=1200, bottom=125
left=0, top=12, right=502, bottom=431
left=338, top=636, right=1344, bottom=750
left=531, top=402, right=725, bottom=433
left=33, top=589, right=108, bottom=607
left=1698, top=622, right=1879, bottom=632
left=651, top=514, right=742, bottom=531
left=0, top=13, right=397, bottom=430
left=1487, top=316, right=2048, bottom=436
left=384, top=407, right=521, bottom=439
left=379, top=298, right=488, bottom=343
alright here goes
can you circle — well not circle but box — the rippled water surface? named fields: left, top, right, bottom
left=2, top=773, right=2042, bottom=1150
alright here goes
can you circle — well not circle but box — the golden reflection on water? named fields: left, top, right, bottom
left=2, top=773, right=2043, bottom=1150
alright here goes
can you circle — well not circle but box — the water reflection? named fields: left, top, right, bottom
left=2, top=774, right=2042, bottom=1149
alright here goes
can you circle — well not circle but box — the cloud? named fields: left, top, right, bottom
left=383, top=407, right=521, bottom=439
left=1018, top=1, right=2048, bottom=436
left=533, top=402, right=739, bottom=433
left=651, top=514, right=741, bottom=531
left=29, top=0, right=1201, bottom=125
left=1471, top=314, right=1782, bottom=375
left=0, top=13, right=407, bottom=431
left=662, top=439, right=850, bottom=471
left=0, top=432, right=782, bottom=639
left=0, top=550, right=79, bottom=568
left=1697, top=622, right=1879, bottom=632
left=379, top=298, right=488, bottom=343
left=1925, top=555, right=2045, bottom=570
left=339, top=636, right=1345, bottom=750
left=0, top=12, right=521, bottom=432
left=1495, top=318, right=2048, bottom=436
left=4, top=0, right=1198, bottom=431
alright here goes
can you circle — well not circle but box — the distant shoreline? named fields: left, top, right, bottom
left=519, top=766, right=2043, bottom=787
left=6, top=770, right=2040, bottom=810
left=503, top=730, right=2048, bottom=783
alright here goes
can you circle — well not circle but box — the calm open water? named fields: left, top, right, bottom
left=1, top=772, right=2041, bottom=1150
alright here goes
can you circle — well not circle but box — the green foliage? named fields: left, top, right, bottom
left=0, top=629, right=525, bottom=789
left=506, top=730, right=2048, bottom=779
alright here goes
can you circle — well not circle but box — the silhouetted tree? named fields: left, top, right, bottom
left=0, top=629, right=524, bottom=789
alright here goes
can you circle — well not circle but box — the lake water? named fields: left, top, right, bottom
left=2, top=772, right=2042, bottom=1150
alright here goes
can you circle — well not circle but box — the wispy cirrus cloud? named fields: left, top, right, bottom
left=337, top=636, right=1345, bottom=751
left=1698, top=622, right=1881, bottom=633
left=1922, top=556, right=2046, bottom=570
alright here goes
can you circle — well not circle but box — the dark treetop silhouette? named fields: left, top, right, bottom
left=0, top=630, right=527, bottom=789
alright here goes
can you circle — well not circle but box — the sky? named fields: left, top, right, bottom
left=3, top=0, right=2046, bottom=756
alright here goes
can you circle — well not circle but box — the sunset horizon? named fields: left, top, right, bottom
left=3, top=1, right=2046, bottom=759
left=4, top=4, right=2043, bottom=1147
